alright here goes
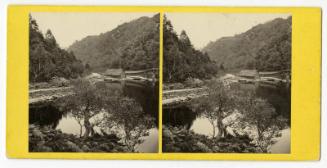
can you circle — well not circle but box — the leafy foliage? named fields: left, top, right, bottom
left=203, top=17, right=291, bottom=71
left=104, top=97, right=155, bottom=151
left=59, top=79, right=155, bottom=151
left=235, top=90, right=283, bottom=152
left=163, top=16, right=218, bottom=82
left=255, top=29, right=291, bottom=71
left=190, top=80, right=235, bottom=139
left=68, top=14, right=160, bottom=71
left=61, top=79, right=119, bottom=137
left=29, top=15, right=84, bottom=82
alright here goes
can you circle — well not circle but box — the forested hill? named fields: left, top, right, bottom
left=29, top=16, right=84, bottom=83
left=68, top=14, right=159, bottom=71
left=202, top=16, right=291, bottom=71
left=163, top=16, right=218, bottom=83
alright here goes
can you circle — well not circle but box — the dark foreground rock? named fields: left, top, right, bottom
left=29, top=125, right=128, bottom=152
left=163, top=126, right=258, bottom=153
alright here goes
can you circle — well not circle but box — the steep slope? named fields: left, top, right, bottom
left=29, top=15, right=84, bottom=82
left=68, top=14, right=159, bottom=71
left=202, top=17, right=291, bottom=71
left=163, top=16, right=218, bottom=82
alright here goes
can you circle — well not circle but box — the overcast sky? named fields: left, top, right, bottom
left=166, top=13, right=291, bottom=49
left=31, top=12, right=156, bottom=48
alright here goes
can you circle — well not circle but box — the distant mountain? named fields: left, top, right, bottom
left=68, top=14, right=159, bottom=71
left=202, top=17, right=291, bottom=71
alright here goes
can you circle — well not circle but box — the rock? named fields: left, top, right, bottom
left=66, top=141, right=83, bottom=152
left=173, top=83, right=184, bottom=89
left=196, top=142, right=211, bottom=152
left=32, top=129, right=44, bottom=139
left=163, top=129, right=173, bottom=139
left=81, top=145, right=90, bottom=152
left=226, top=126, right=236, bottom=137
left=212, top=145, right=220, bottom=152
left=29, top=124, right=36, bottom=129
left=193, top=78, right=204, bottom=87
left=50, top=77, right=69, bottom=87
left=98, top=143, right=111, bottom=151
left=185, top=78, right=204, bottom=88
left=222, top=112, right=243, bottom=126
left=37, top=146, right=53, bottom=152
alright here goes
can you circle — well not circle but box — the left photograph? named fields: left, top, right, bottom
left=29, top=12, right=160, bottom=153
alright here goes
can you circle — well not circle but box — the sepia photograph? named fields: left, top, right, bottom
left=162, top=13, right=291, bottom=153
left=28, top=12, right=159, bottom=153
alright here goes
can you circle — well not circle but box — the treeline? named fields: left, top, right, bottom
left=254, top=22, right=291, bottom=71
left=203, top=16, right=292, bottom=71
left=163, top=16, right=218, bottom=83
left=68, top=14, right=160, bottom=71
left=29, top=15, right=84, bottom=82
left=120, top=14, right=159, bottom=70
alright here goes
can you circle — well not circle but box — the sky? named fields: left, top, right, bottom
left=166, top=13, right=291, bottom=49
left=31, top=12, right=156, bottom=48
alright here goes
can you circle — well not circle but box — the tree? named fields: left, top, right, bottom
left=254, top=17, right=291, bottom=71
left=179, top=30, right=192, bottom=50
left=219, top=63, right=225, bottom=70
left=62, top=79, right=154, bottom=151
left=62, top=79, right=118, bottom=137
left=237, top=91, right=281, bottom=152
left=103, top=97, right=155, bottom=151
left=163, top=16, right=218, bottom=83
left=45, top=29, right=58, bottom=49
left=190, top=80, right=234, bottom=139
left=29, top=15, right=84, bottom=82
left=120, top=24, right=159, bottom=70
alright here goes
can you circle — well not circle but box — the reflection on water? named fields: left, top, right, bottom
left=55, top=114, right=82, bottom=135
left=29, top=81, right=159, bottom=153
left=269, top=128, right=290, bottom=153
left=163, top=106, right=196, bottom=129
left=190, top=117, right=217, bottom=137
left=164, top=84, right=291, bottom=153
left=135, top=129, right=158, bottom=153
left=29, top=104, right=62, bottom=129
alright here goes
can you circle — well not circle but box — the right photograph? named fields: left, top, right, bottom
left=162, top=13, right=291, bottom=153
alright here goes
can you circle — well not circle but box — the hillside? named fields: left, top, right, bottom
left=163, top=16, right=218, bottom=83
left=68, top=14, right=159, bottom=71
left=202, top=17, right=291, bottom=71
left=29, top=15, right=84, bottom=82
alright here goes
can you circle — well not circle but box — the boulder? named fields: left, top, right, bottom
left=81, top=145, right=90, bottom=152
left=196, top=141, right=211, bottom=152
left=66, top=141, right=83, bottom=152
left=50, top=77, right=70, bottom=87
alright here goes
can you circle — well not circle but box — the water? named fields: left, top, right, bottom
left=269, top=128, right=290, bottom=153
left=163, top=83, right=291, bottom=153
left=29, top=81, right=159, bottom=153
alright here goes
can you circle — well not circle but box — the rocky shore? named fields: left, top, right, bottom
left=29, top=125, right=128, bottom=152
left=163, top=125, right=258, bottom=153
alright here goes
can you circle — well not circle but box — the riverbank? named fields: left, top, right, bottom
left=163, top=125, right=258, bottom=153
left=29, top=125, right=128, bottom=152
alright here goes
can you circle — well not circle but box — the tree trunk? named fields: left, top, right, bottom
left=212, top=122, right=216, bottom=138
left=256, top=124, right=263, bottom=141
left=124, top=129, right=133, bottom=152
left=77, top=121, right=83, bottom=138
left=83, top=115, right=93, bottom=138
left=216, top=111, right=225, bottom=139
